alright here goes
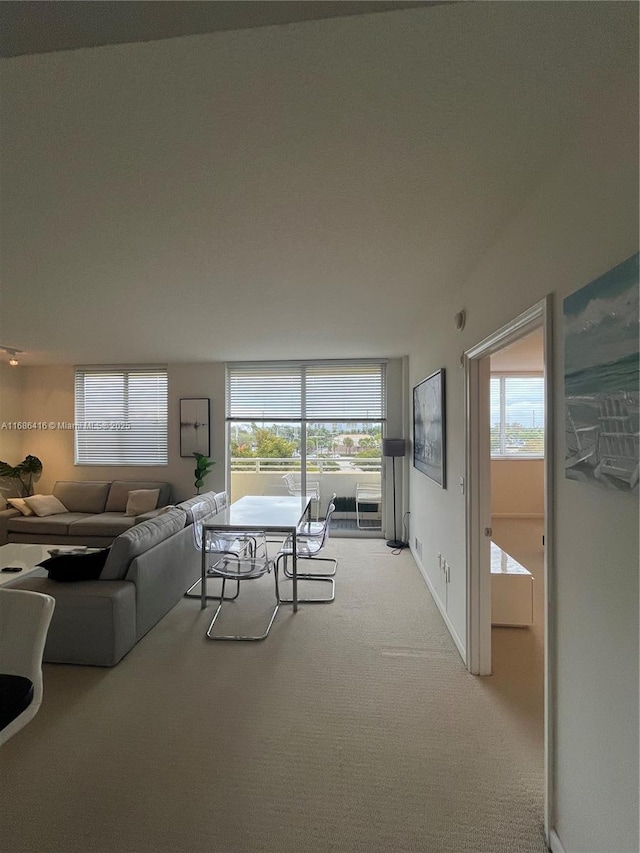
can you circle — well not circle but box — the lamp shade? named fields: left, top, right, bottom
left=382, top=438, right=406, bottom=458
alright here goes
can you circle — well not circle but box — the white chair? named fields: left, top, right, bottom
left=355, top=482, right=382, bottom=529
left=0, top=589, right=55, bottom=747
left=281, top=473, right=321, bottom=519
left=276, top=501, right=337, bottom=603
left=204, top=530, right=280, bottom=641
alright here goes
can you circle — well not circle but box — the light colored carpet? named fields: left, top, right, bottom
left=0, top=538, right=546, bottom=853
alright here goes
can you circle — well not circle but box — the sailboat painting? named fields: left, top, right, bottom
left=563, top=252, right=639, bottom=494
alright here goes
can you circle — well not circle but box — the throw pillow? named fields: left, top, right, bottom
left=125, top=488, right=160, bottom=517
left=23, top=494, right=69, bottom=517
left=6, top=497, right=35, bottom=516
left=37, top=548, right=110, bottom=582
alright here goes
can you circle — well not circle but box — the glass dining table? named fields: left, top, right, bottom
left=200, top=494, right=312, bottom=613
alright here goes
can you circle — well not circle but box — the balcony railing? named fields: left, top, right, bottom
left=229, top=457, right=383, bottom=527
left=230, top=455, right=381, bottom=473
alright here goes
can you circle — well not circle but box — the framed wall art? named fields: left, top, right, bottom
left=564, top=252, right=639, bottom=494
left=180, top=398, right=210, bottom=457
left=413, top=369, right=446, bottom=488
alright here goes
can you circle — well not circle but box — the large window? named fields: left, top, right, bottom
left=226, top=361, right=386, bottom=519
left=74, top=367, right=168, bottom=465
left=226, top=361, right=386, bottom=424
left=490, top=374, right=544, bottom=457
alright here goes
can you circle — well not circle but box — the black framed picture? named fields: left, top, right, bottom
left=413, top=369, right=446, bottom=488
left=180, top=398, right=210, bottom=457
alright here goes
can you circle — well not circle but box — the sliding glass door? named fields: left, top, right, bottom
left=226, top=361, right=386, bottom=533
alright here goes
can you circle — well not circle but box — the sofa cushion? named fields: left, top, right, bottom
left=105, top=481, right=171, bottom=513
left=6, top=498, right=34, bottom=516
left=69, top=513, right=137, bottom=538
left=100, top=507, right=187, bottom=580
left=38, top=548, right=111, bottom=582
left=124, top=489, right=160, bottom=517
left=24, top=494, right=68, bottom=517
left=7, top=513, right=93, bottom=536
left=53, top=481, right=111, bottom=514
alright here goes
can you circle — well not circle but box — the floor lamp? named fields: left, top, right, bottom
left=383, top=438, right=407, bottom=549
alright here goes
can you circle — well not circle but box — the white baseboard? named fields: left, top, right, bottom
left=492, top=512, right=544, bottom=519
left=549, top=829, right=567, bottom=853
left=410, top=546, right=466, bottom=663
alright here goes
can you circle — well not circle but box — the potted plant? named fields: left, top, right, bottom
left=0, top=455, right=43, bottom=497
left=193, top=452, right=214, bottom=495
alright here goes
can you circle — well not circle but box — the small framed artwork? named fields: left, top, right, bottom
left=180, top=398, right=210, bottom=457
left=413, top=369, right=446, bottom=487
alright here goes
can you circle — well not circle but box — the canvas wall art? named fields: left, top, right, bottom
left=180, top=398, right=210, bottom=457
left=563, top=252, right=639, bottom=494
left=413, top=369, right=446, bottom=487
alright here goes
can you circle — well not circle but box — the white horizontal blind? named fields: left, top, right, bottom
left=75, top=368, right=168, bottom=465
left=226, top=364, right=303, bottom=420
left=226, top=361, right=386, bottom=422
left=490, top=374, right=545, bottom=457
left=305, top=363, right=385, bottom=420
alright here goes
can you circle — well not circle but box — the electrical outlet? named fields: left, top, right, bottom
left=437, top=552, right=442, bottom=569
left=415, top=537, right=423, bottom=558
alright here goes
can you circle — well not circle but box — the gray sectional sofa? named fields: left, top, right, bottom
left=0, top=480, right=172, bottom=547
left=6, top=490, right=221, bottom=666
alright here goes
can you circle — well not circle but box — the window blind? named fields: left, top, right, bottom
left=226, top=361, right=386, bottom=422
left=490, top=374, right=545, bottom=457
left=74, top=367, right=168, bottom=465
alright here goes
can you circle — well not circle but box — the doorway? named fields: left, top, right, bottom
left=464, top=297, right=553, bottom=839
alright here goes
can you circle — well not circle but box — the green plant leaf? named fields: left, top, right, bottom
left=18, top=455, right=43, bottom=476
left=0, top=461, right=20, bottom=479
left=192, top=452, right=214, bottom=492
left=0, top=456, right=43, bottom=496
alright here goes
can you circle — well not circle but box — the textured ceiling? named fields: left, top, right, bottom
left=1, top=2, right=635, bottom=366
left=0, top=1, right=437, bottom=57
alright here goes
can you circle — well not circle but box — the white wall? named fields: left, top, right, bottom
left=409, top=59, right=639, bottom=853
left=491, top=459, right=544, bottom=517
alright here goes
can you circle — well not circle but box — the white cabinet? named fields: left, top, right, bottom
left=490, top=541, right=534, bottom=627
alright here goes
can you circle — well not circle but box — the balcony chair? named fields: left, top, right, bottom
left=281, top=473, right=321, bottom=519
left=203, top=530, right=280, bottom=641
left=0, top=589, right=55, bottom=747
left=355, top=482, right=382, bottom=529
left=275, top=500, right=337, bottom=603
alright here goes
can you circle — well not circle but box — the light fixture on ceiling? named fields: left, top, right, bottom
left=0, top=345, right=22, bottom=366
